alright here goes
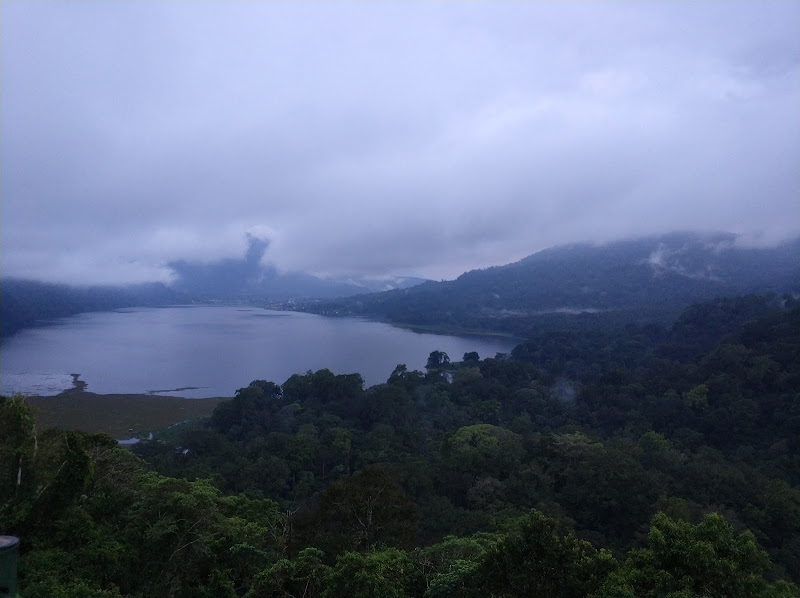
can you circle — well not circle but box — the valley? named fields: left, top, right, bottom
left=2, top=234, right=799, bottom=597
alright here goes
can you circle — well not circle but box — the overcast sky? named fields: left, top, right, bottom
left=1, top=1, right=798, bottom=285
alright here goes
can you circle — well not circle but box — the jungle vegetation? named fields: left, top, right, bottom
left=1, top=293, right=798, bottom=597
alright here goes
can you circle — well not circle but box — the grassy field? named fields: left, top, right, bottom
left=25, top=391, right=230, bottom=439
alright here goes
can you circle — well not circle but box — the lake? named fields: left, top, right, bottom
left=0, top=306, right=517, bottom=397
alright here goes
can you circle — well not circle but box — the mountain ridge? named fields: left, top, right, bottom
left=3, top=231, right=797, bottom=340
left=293, top=232, right=800, bottom=336
left=167, top=236, right=428, bottom=301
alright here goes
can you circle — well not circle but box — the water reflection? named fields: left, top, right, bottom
left=0, top=306, right=517, bottom=397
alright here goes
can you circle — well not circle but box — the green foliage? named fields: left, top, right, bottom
left=324, top=548, right=422, bottom=598
left=447, top=424, right=523, bottom=479
left=132, top=296, right=800, bottom=585
left=477, top=509, right=618, bottom=598
left=248, top=547, right=329, bottom=598
left=1, top=397, right=285, bottom=597
left=4, top=294, right=800, bottom=595
left=309, top=467, right=420, bottom=554
left=462, top=351, right=480, bottom=365
left=423, top=558, right=479, bottom=598
left=595, top=512, right=800, bottom=598
left=426, top=350, right=451, bottom=370
left=0, top=394, right=37, bottom=526
left=414, top=533, right=497, bottom=598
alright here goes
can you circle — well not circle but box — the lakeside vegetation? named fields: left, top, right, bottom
left=2, top=293, right=798, bottom=596
left=26, top=392, right=228, bottom=440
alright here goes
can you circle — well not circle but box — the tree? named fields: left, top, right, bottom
left=447, top=424, right=523, bottom=479
left=362, top=384, right=414, bottom=429
left=426, top=351, right=450, bottom=370
left=0, top=395, right=38, bottom=519
left=312, top=467, right=420, bottom=554
left=477, top=509, right=617, bottom=598
left=462, top=352, right=480, bottom=365
left=323, top=548, right=422, bottom=598
left=595, top=512, right=799, bottom=598
left=415, top=534, right=497, bottom=598
left=248, top=547, right=329, bottom=598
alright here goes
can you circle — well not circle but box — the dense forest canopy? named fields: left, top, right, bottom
left=2, top=293, right=798, bottom=596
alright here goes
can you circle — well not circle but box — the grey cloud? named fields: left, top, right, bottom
left=1, top=1, right=797, bottom=284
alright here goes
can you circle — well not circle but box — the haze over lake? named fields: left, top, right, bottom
left=0, top=306, right=516, bottom=398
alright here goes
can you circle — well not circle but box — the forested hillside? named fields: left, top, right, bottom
left=0, top=279, right=186, bottom=339
left=297, top=233, right=800, bottom=336
left=2, top=294, right=798, bottom=597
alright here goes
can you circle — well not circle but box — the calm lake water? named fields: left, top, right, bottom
left=0, top=306, right=517, bottom=397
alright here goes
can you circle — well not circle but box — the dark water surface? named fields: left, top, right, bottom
left=0, top=306, right=517, bottom=397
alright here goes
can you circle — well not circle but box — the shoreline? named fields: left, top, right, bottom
left=385, top=320, right=525, bottom=343
left=283, top=307, right=526, bottom=343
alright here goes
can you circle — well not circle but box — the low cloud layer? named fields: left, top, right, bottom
left=2, top=2, right=798, bottom=285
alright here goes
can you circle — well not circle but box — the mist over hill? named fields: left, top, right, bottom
left=167, top=236, right=427, bottom=301
left=295, top=232, right=800, bottom=336
left=0, top=237, right=426, bottom=340
left=0, top=279, right=188, bottom=339
left=3, top=232, right=797, bottom=341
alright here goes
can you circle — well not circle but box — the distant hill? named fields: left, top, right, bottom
left=168, top=236, right=427, bottom=301
left=0, top=279, right=188, bottom=340
left=4, top=232, right=796, bottom=341
left=0, top=272, right=426, bottom=341
left=295, top=232, right=800, bottom=336
left=0, top=237, right=427, bottom=339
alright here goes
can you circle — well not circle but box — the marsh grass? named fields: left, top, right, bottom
left=25, top=391, right=229, bottom=439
